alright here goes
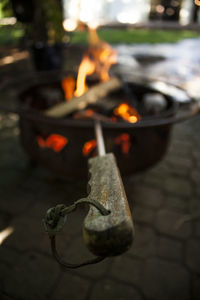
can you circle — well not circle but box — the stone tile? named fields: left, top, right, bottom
left=152, top=162, right=171, bottom=176
left=127, top=224, right=156, bottom=259
left=143, top=163, right=171, bottom=185
left=0, top=292, right=15, bottom=300
left=191, top=169, right=200, bottom=185
left=163, top=195, right=188, bottom=213
left=196, top=186, right=200, bottom=197
left=130, top=185, right=164, bottom=208
left=3, top=216, right=47, bottom=252
left=169, top=140, right=192, bottom=153
left=186, top=239, right=200, bottom=273
left=59, top=235, right=110, bottom=279
left=189, top=197, right=200, bottom=214
left=50, top=272, right=90, bottom=300
left=0, top=149, right=28, bottom=171
left=133, top=205, right=155, bottom=224
left=157, top=237, right=183, bottom=262
left=155, top=209, right=192, bottom=239
left=194, top=220, right=200, bottom=238
left=166, top=156, right=192, bottom=169
left=0, top=168, right=26, bottom=189
left=4, top=252, right=60, bottom=300
left=168, top=143, right=191, bottom=157
left=0, top=187, right=35, bottom=215
left=0, top=246, right=20, bottom=266
left=0, top=213, right=11, bottom=231
left=163, top=177, right=192, bottom=197
left=142, top=174, right=166, bottom=187
left=110, top=256, right=144, bottom=287
left=0, top=263, right=9, bottom=290
left=166, top=156, right=192, bottom=176
left=192, top=150, right=200, bottom=162
left=143, top=258, right=190, bottom=300
left=89, top=279, right=142, bottom=300
left=192, top=276, right=200, bottom=300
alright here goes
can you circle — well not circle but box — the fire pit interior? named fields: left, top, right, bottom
left=18, top=72, right=180, bottom=179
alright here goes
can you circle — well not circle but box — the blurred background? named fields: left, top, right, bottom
left=1, top=1, right=200, bottom=300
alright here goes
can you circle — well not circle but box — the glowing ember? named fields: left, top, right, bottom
left=114, top=103, right=140, bottom=123
left=82, top=139, right=96, bottom=156
left=62, top=77, right=75, bottom=100
left=195, top=0, right=200, bottom=6
left=37, top=134, right=68, bottom=152
left=115, top=134, right=131, bottom=155
left=84, top=109, right=95, bottom=117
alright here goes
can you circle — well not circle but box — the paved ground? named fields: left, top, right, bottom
left=0, top=47, right=200, bottom=300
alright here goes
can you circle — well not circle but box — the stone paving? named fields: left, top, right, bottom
left=0, top=51, right=200, bottom=300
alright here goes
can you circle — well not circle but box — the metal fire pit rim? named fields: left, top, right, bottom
left=0, top=70, right=199, bottom=128
left=17, top=100, right=199, bottom=129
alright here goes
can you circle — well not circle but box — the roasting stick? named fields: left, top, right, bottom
left=83, top=120, right=134, bottom=257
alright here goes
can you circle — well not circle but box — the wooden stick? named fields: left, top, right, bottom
left=83, top=153, right=134, bottom=256
left=45, top=77, right=121, bottom=118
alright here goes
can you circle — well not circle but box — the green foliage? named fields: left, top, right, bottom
left=0, top=0, right=13, bottom=18
left=42, top=0, right=63, bottom=43
left=0, top=24, right=24, bottom=46
left=0, top=25, right=199, bottom=47
left=70, top=29, right=199, bottom=45
left=25, top=0, right=64, bottom=43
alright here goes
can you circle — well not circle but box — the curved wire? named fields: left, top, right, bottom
left=51, top=236, right=106, bottom=269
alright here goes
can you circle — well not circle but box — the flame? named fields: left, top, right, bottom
left=115, top=134, right=131, bottom=155
left=87, top=28, right=117, bottom=82
left=37, top=134, right=68, bottom=152
left=62, top=27, right=117, bottom=100
left=82, top=139, right=96, bottom=156
left=74, top=56, right=95, bottom=97
left=62, top=77, right=75, bottom=100
left=114, top=103, right=140, bottom=123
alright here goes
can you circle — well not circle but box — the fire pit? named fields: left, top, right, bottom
left=5, top=70, right=195, bottom=180
left=1, top=26, right=199, bottom=180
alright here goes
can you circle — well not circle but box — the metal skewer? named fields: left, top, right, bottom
left=94, top=120, right=106, bottom=156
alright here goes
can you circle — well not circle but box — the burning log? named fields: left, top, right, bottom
left=45, top=77, right=121, bottom=118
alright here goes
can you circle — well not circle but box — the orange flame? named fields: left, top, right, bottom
left=37, top=134, right=68, bottom=152
left=115, top=134, right=131, bottom=155
left=62, top=77, right=75, bottom=100
left=114, top=103, right=140, bottom=123
left=82, top=139, right=96, bottom=156
left=87, top=28, right=117, bottom=82
left=74, top=56, right=95, bottom=97
left=61, top=27, right=117, bottom=100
